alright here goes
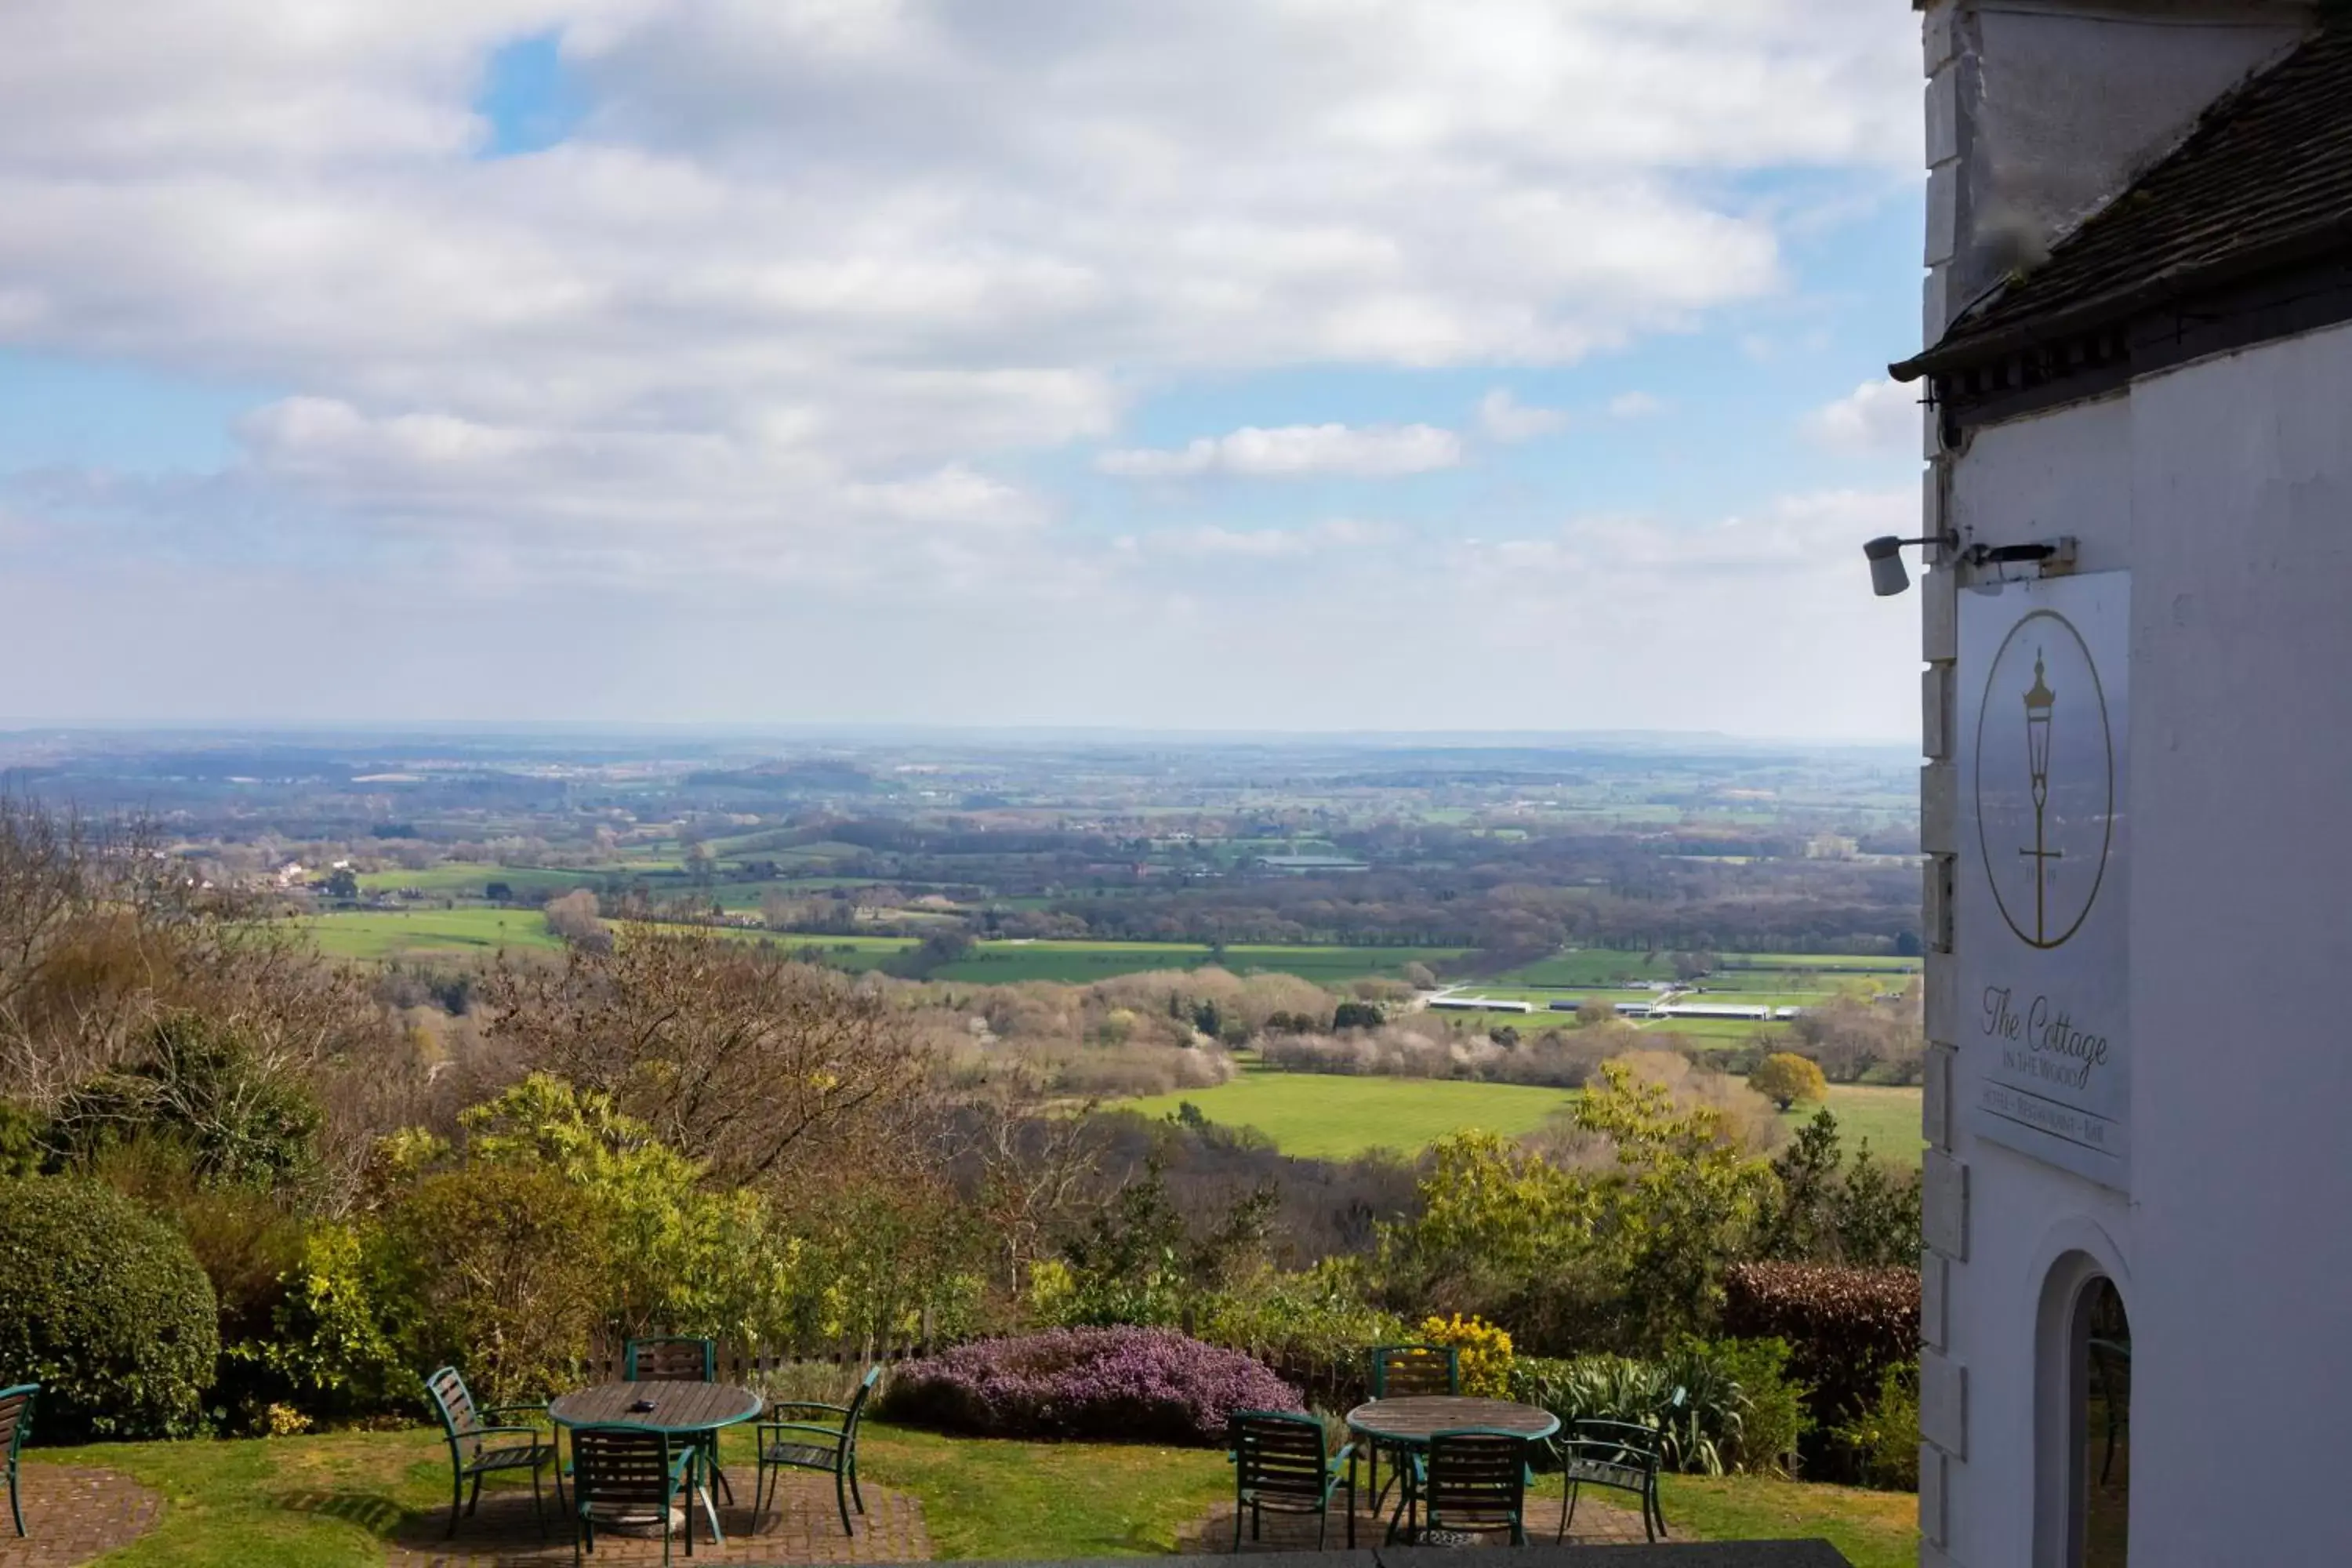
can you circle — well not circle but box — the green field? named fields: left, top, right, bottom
left=934, top=941, right=1459, bottom=985
left=354, top=864, right=605, bottom=898
left=1121, top=1070, right=1575, bottom=1160
left=300, top=919, right=1455, bottom=987
left=1785, top=1084, right=1924, bottom=1153
left=303, top=908, right=564, bottom=960
left=1123, top=1070, right=1921, bottom=1161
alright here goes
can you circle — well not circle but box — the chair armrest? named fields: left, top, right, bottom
left=1330, top=1443, right=1358, bottom=1468
left=767, top=1401, right=852, bottom=1420
left=760, top=1421, right=849, bottom=1444
left=459, top=1424, right=549, bottom=1443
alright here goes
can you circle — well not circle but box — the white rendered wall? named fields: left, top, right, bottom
left=1935, top=321, right=2352, bottom=1566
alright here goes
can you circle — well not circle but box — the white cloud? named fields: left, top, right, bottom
left=1099, top=423, right=1463, bottom=479
left=1607, top=391, right=1667, bottom=419
left=0, top=0, right=1924, bottom=730
left=1129, top=518, right=1387, bottom=559
left=1803, top=379, right=1919, bottom=454
left=1475, top=389, right=1569, bottom=444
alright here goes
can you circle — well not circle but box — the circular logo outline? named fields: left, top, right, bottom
left=1973, top=607, right=2114, bottom=950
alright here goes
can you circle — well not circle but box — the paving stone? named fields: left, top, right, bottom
left=387, top=1470, right=931, bottom=1567
left=0, top=1464, right=165, bottom=1566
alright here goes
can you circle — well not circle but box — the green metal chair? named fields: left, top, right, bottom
left=624, top=1338, right=730, bottom=1501
left=1417, top=1428, right=1530, bottom=1546
left=426, top=1366, right=561, bottom=1539
left=1364, top=1344, right=1458, bottom=1515
left=1554, top=1417, right=1669, bottom=1542
left=0, top=1384, right=36, bottom=1536
left=1228, top=1410, right=1356, bottom=1550
left=570, top=1424, right=697, bottom=1565
left=1368, top=1343, right=1460, bottom=1398
left=625, top=1338, right=717, bottom=1383
left=753, top=1364, right=881, bottom=1537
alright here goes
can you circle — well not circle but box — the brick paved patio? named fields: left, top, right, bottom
left=1179, top=1490, right=1651, bottom=1554
left=386, top=1469, right=931, bottom=1567
left=0, top=1465, right=165, bottom=1566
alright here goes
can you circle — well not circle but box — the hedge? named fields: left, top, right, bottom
left=880, top=1327, right=1302, bottom=1446
left=1721, top=1261, right=1918, bottom=1432
left=0, top=1178, right=221, bottom=1439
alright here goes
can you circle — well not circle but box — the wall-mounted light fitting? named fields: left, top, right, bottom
left=1863, top=532, right=2078, bottom=597
left=1864, top=532, right=1958, bottom=598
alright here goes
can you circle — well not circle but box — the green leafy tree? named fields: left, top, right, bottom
left=1749, top=1052, right=1829, bottom=1111
left=49, top=1013, right=321, bottom=1188
left=425, top=1074, right=786, bottom=1341
left=1573, top=1062, right=1777, bottom=1351
left=1751, top=1109, right=1922, bottom=1268
left=381, top=1161, right=608, bottom=1405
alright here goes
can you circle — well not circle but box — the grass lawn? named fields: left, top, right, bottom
left=27, top=1424, right=1915, bottom=1566
left=1120, top=1071, right=1573, bottom=1159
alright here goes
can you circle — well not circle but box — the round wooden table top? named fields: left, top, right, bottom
left=548, top=1381, right=762, bottom=1435
left=1344, top=1394, right=1560, bottom=1445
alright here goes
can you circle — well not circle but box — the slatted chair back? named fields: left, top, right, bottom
left=0, top=1386, right=34, bottom=1457
left=1229, top=1411, right=1331, bottom=1506
left=1368, top=1344, right=1458, bottom=1399
left=426, top=1367, right=485, bottom=1442
left=571, top=1425, right=681, bottom=1513
left=1424, top=1429, right=1528, bottom=1537
left=626, top=1337, right=716, bottom=1383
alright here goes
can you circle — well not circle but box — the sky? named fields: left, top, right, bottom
left=0, top=2, right=1930, bottom=740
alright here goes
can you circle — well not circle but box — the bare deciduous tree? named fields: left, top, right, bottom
left=481, top=930, right=933, bottom=1189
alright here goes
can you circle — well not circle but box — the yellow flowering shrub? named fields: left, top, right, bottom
left=1419, top=1312, right=1515, bottom=1397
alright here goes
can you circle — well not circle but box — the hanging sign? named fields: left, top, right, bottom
left=1956, top=571, right=2129, bottom=1189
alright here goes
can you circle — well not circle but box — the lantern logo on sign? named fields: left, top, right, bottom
left=1975, top=608, right=2114, bottom=949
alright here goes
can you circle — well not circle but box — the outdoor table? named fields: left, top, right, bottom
left=1345, top=1395, right=1561, bottom=1543
left=550, top=1380, right=763, bottom=1544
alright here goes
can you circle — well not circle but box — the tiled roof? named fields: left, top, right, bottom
left=1895, top=26, right=2352, bottom=379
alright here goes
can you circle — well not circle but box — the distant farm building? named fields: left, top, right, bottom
left=1428, top=996, right=1533, bottom=1014
left=1254, top=854, right=1370, bottom=873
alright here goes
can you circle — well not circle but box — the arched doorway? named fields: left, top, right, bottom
left=2039, top=1259, right=2129, bottom=1566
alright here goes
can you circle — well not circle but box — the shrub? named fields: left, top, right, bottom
left=1667, top=1338, right=1809, bottom=1476
left=1191, top=1265, right=1406, bottom=1408
left=1418, top=1312, right=1514, bottom=1397
left=258, top=1221, right=419, bottom=1420
left=880, top=1327, right=1301, bottom=1446
left=380, top=1162, right=607, bottom=1406
left=49, top=1013, right=322, bottom=1188
left=1512, top=1352, right=1732, bottom=1476
left=1722, top=1261, right=1919, bottom=1435
left=0, top=1177, right=220, bottom=1439
left=1831, top=1361, right=1920, bottom=1490
left=1509, top=1338, right=1806, bottom=1479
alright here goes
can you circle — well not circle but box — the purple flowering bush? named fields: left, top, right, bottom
left=880, top=1327, right=1304, bottom=1446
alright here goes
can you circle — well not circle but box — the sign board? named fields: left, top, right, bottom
left=1956, top=572, right=2129, bottom=1189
